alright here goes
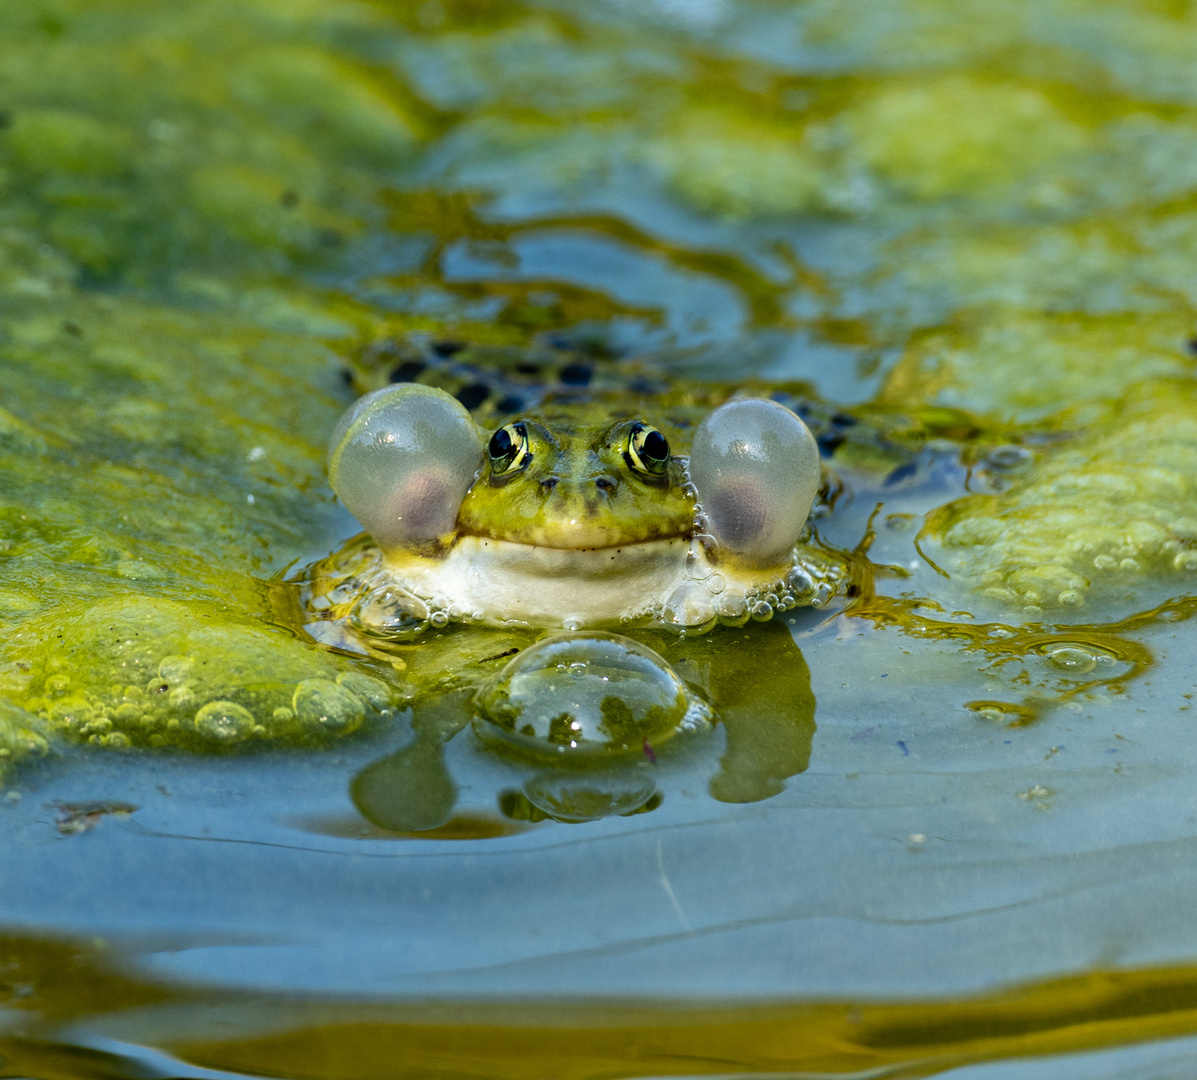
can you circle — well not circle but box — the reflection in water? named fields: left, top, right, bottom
left=521, top=770, right=660, bottom=823
left=350, top=622, right=816, bottom=830
left=349, top=689, right=471, bottom=833
left=10, top=929, right=1197, bottom=1080
left=657, top=620, right=816, bottom=804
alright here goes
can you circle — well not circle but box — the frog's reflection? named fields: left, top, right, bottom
left=350, top=620, right=815, bottom=832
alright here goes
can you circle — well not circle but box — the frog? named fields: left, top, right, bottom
left=296, top=334, right=909, bottom=829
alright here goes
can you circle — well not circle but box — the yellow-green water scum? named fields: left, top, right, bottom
left=1, top=0, right=1197, bottom=764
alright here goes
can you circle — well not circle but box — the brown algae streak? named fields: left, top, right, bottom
left=8, top=926, right=1197, bottom=1080
left=837, top=509, right=1156, bottom=724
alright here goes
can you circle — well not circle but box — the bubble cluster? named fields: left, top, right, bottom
left=660, top=551, right=843, bottom=632
left=929, top=381, right=1197, bottom=611
left=23, top=597, right=404, bottom=751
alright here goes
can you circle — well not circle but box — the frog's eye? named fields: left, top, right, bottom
left=327, top=385, right=483, bottom=550
left=688, top=399, right=821, bottom=568
left=627, top=423, right=670, bottom=477
left=488, top=422, right=530, bottom=476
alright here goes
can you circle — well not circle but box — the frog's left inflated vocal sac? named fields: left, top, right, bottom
left=319, top=383, right=845, bottom=636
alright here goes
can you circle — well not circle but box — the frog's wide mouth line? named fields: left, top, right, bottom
left=452, top=530, right=693, bottom=554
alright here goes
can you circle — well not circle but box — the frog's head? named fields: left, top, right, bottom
left=328, top=385, right=821, bottom=571
left=456, top=405, right=693, bottom=549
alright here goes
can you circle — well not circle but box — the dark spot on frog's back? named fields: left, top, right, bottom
left=432, top=340, right=465, bottom=357
left=495, top=395, right=525, bottom=414
left=456, top=383, right=491, bottom=410
left=389, top=359, right=426, bottom=383
left=558, top=363, right=593, bottom=386
left=816, top=430, right=846, bottom=456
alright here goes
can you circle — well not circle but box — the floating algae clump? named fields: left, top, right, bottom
left=879, top=309, right=1197, bottom=425
left=925, top=380, right=1197, bottom=611
left=11, top=597, right=405, bottom=751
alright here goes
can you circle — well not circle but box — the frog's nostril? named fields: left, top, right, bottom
left=595, top=477, right=617, bottom=493
left=540, top=477, right=559, bottom=493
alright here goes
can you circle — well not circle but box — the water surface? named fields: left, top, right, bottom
left=3, top=1, right=1197, bottom=1076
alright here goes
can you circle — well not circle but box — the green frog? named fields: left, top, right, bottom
left=299, top=336, right=899, bottom=829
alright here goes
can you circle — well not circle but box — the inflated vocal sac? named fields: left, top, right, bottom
left=688, top=399, right=821, bottom=567
left=328, top=385, right=483, bottom=549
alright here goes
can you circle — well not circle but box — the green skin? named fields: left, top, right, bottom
left=317, top=401, right=819, bottom=829
left=457, top=403, right=697, bottom=549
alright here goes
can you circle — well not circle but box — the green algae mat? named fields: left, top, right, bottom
left=5, top=1, right=1197, bottom=1077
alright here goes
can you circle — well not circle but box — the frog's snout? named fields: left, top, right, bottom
left=538, top=472, right=618, bottom=499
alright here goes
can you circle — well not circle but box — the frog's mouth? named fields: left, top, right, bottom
left=455, top=522, right=694, bottom=551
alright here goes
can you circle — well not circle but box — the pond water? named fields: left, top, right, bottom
left=4, top=1, right=1197, bottom=1077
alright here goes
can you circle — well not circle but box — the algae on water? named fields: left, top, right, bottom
left=0, top=0, right=1196, bottom=778
left=925, top=380, right=1197, bottom=613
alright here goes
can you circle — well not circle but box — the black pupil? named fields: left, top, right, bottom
left=642, top=429, right=668, bottom=461
left=489, top=427, right=514, bottom=459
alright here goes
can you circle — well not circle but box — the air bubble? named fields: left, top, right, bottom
left=292, top=679, right=366, bottom=735
left=158, top=655, right=195, bottom=683
left=194, top=700, right=255, bottom=743
left=715, top=593, right=749, bottom=624
left=474, top=633, right=711, bottom=761
left=1045, top=646, right=1097, bottom=674
left=336, top=671, right=395, bottom=710
left=664, top=581, right=717, bottom=629
left=750, top=600, right=774, bottom=621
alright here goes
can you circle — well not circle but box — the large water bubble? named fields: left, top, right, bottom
left=473, top=633, right=710, bottom=762
left=689, top=399, right=821, bottom=567
left=327, top=385, right=483, bottom=549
